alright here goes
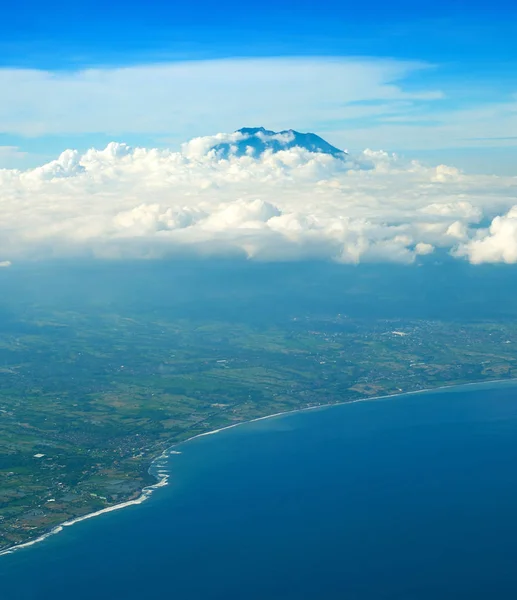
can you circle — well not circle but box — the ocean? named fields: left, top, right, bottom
left=3, top=381, right=517, bottom=599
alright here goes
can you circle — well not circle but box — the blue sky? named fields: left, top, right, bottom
left=1, top=0, right=516, bottom=172
left=2, top=0, right=515, bottom=68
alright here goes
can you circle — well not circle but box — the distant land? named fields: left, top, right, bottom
left=1, top=261, right=517, bottom=552
left=211, top=127, right=347, bottom=158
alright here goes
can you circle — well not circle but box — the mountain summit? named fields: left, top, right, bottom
left=211, top=127, right=346, bottom=158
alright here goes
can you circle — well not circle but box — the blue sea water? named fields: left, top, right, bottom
left=3, top=381, right=517, bottom=599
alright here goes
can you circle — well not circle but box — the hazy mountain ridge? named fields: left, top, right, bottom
left=211, top=127, right=346, bottom=158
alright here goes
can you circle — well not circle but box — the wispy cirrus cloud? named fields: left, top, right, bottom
left=0, top=56, right=515, bottom=159
left=0, top=57, right=441, bottom=140
left=0, top=145, right=28, bottom=168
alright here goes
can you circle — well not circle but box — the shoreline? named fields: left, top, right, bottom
left=0, top=475, right=169, bottom=558
left=2, top=375, right=516, bottom=558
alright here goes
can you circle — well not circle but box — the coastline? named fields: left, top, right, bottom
left=0, top=474, right=169, bottom=558
left=2, top=375, right=516, bottom=558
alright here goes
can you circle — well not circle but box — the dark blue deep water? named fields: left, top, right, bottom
left=3, top=381, right=517, bottom=599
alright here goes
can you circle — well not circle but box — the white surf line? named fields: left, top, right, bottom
left=0, top=475, right=169, bottom=558
left=174, top=376, right=517, bottom=447
left=2, top=376, right=516, bottom=558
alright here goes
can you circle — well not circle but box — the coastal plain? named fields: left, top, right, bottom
left=2, top=311, right=517, bottom=549
left=2, top=260, right=517, bottom=550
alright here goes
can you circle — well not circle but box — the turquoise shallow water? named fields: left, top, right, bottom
left=3, top=381, right=517, bottom=599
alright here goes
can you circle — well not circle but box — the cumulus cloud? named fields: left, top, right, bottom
left=458, top=207, right=517, bottom=264
left=0, top=133, right=516, bottom=264
left=415, top=243, right=435, bottom=256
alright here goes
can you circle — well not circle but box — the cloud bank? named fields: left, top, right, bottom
left=0, top=132, right=516, bottom=264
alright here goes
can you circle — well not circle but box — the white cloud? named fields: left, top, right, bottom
left=0, top=58, right=440, bottom=141
left=458, top=207, right=517, bottom=264
left=332, top=97, right=517, bottom=151
left=1, top=57, right=515, bottom=154
left=0, top=146, right=28, bottom=168
left=415, top=242, right=434, bottom=255
left=1, top=133, right=517, bottom=264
